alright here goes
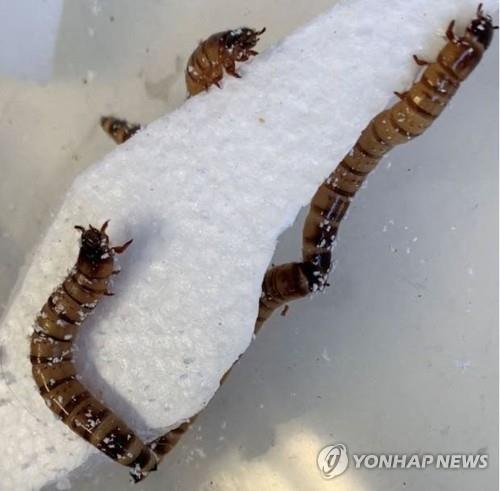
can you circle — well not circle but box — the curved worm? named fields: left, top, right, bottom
left=257, top=4, right=496, bottom=326
left=30, top=222, right=160, bottom=482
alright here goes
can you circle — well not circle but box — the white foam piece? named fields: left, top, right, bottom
left=0, top=0, right=496, bottom=489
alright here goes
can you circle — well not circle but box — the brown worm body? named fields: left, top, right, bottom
left=30, top=222, right=160, bottom=482
left=147, top=418, right=195, bottom=462
left=185, top=27, right=265, bottom=96
left=258, top=4, right=496, bottom=324
left=256, top=262, right=313, bottom=331
left=100, top=116, right=142, bottom=144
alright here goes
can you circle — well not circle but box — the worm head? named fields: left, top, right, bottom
left=224, top=27, right=266, bottom=61
left=75, top=221, right=111, bottom=261
left=100, top=116, right=140, bottom=144
left=467, top=4, right=497, bottom=49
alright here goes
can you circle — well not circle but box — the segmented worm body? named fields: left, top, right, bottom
left=185, top=27, right=265, bottom=96
left=256, top=262, right=314, bottom=330
left=257, top=4, right=496, bottom=327
left=30, top=223, right=161, bottom=482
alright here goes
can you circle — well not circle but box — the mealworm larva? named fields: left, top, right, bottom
left=258, top=4, right=496, bottom=325
left=30, top=222, right=160, bottom=482
left=100, top=116, right=142, bottom=144
left=185, top=27, right=266, bottom=96
left=303, top=4, right=496, bottom=283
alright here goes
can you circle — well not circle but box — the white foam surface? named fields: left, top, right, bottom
left=0, top=0, right=495, bottom=489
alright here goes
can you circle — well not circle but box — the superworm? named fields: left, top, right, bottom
left=30, top=222, right=161, bottom=482
left=257, top=4, right=497, bottom=327
left=185, top=27, right=265, bottom=96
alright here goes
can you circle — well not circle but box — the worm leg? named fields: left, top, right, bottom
left=100, top=220, right=110, bottom=233
left=112, top=239, right=133, bottom=254
left=413, top=54, right=430, bottom=66
left=446, top=20, right=457, bottom=42
left=224, top=59, right=242, bottom=78
left=394, top=90, right=408, bottom=100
